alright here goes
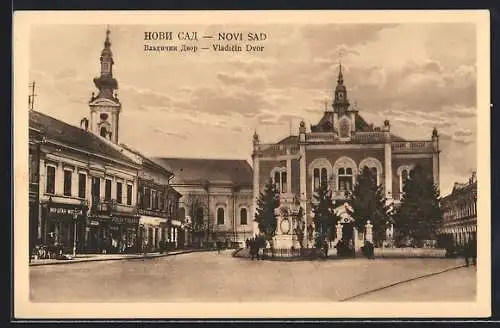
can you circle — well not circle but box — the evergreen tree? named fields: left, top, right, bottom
left=187, top=196, right=207, bottom=246
left=254, top=178, right=280, bottom=239
left=394, top=164, right=442, bottom=246
left=350, top=166, right=391, bottom=245
left=312, top=181, right=338, bottom=247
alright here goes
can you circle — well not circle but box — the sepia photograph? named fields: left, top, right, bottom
left=13, top=10, right=490, bottom=318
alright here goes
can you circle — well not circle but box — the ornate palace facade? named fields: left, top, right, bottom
left=252, top=65, right=441, bottom=249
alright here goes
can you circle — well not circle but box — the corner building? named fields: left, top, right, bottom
left=439, top=172, right=477, bottom=246
left=252, top=65, right=441, bottom=249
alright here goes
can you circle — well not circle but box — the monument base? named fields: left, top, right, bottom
left=273, top=234, right=297, bottom=249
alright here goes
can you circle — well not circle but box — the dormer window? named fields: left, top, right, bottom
left=339, top=117, right=350, bottom=138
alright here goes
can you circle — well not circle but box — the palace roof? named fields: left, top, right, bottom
left=29, top=110, right=135, bottom=165
left=152, top=157, right=253, bottom=186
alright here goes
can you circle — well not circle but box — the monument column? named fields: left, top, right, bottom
left=298, top=121, right=308, bottom=247
left=252, top=132, right=260, bottom=237
left=432, top=127, right=440, bottom=188
left=383, top=120, right=392, bottom=199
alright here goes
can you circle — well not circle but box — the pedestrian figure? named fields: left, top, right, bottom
left=322, top=239, right=329, bottom=258
left=471, top=238, right=477, bottom=266
left=217, top=240, right=221, bottom=254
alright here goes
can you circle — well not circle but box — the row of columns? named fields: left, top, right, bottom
left=442, top=225, right=476, bottom=246
left=143, top=225, right=180, bottom=249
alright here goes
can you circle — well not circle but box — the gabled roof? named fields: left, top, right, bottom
left=152, top=157, right=253, bottom=186
left=29, top=110, right=135, bottom=165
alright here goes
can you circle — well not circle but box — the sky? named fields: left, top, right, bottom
left=29, top=23, right=477, bottom=195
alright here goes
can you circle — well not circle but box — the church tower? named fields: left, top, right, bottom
left=89, top=28, right=121, bottom=144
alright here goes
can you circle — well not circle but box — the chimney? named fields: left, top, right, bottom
left=471, top=171, right=476, bottom=183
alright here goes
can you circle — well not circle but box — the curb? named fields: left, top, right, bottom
left=29, top=249, right=217, bottom=267
left=338, top=264, right=468, bottom=302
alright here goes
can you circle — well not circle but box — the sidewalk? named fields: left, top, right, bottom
left=29, top=249, right=201, bottom=266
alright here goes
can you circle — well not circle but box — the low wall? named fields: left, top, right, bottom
left=374, top=248, right=446, bottom=258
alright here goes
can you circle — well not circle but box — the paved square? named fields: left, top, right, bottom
left=29, top=251, right=474, bottom=302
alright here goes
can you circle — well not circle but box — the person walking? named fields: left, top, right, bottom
left=464, top=242, right=471, bottom=267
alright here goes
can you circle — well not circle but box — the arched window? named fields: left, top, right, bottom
left=100, top=126, right=107, bottom=137
left=338, top=167, right=353, bottom=191
left=313, top=168, right=320, bottom=190
left=217, top=207, right=225, bottom=225
left=240, top=208, right=248, bottom=225
left=402, top=169, right=409, bottom=191
left=370, top=167, right=377, bottom=182
left=272, top=168, right=287, bottom=194
left=281, top=172, right=287, bottom=193
left=321, top=168, right=328, bottom=186
left=309, top=158, right=333, bottom=193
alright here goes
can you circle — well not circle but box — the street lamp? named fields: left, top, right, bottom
left=73, top=212, right=78, bottom=257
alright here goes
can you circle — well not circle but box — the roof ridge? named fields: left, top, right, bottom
left=153, top=156, right=248, bottom=162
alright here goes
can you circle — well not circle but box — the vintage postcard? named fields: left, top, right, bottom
left=13, top=10, right=490, bottom=319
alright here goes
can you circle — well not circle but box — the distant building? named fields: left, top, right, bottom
left=153, top=158, right=254, bottom=247
left=252, top=65, right=441, bottom=249
left=29, top=126, right=44, bottom=255
left=439, top=172, right=477, bottom=246
left=120, top=145, right=183, bottom=251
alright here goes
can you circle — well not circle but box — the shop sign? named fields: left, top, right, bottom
left=49, top=207, right=83, bottom=216
left=90, top=220, right=100, bottom=226
left=138, top=208, right=168, bottom=218
left=111, top=216, right=139, bottom=225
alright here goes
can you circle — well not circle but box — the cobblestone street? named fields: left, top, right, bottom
left=30, top=251, right=473, bottom=302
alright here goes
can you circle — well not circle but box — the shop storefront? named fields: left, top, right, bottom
left=41, top=202, right=87, bottom=254
left=85, top=214, right=140, bottom=254
left=139, top=215, right=168, bottom=252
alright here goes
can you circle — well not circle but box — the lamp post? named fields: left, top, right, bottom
left=72, top=212, right=78, bottom=257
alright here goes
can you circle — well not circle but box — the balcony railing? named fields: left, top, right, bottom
left=391, top=141, right=434, bottom=153
left=306, top=133, right=336, bottom=143
left=90, top=197, right=136, bottom=215
left=259, top=144, right=299, bottom=156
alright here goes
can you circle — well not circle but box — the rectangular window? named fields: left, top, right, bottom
left=116, top=182, right=123, bottom=204
left=92, top=177, right=100, bottom=199
left=152, top=190, right=157, bottom=209
left=46, top=166, right=55, bottom=194
left=127, top=184, right=132, bottom=205
left=158, top=191, right=163, bottom=210
left=105, top=179, right=112, bottom=200
left=144, top=187, right=151, bottom=209
left=78, top=173, right=86, bottom=198
left=63, top=170, right=72, bottom=196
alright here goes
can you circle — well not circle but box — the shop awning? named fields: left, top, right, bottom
left=140, top=215, right=167, bottom=226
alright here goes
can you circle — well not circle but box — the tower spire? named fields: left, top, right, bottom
left=90, top=26, right=121, bottom=144
left=332, top=50, right=349, bottom=114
